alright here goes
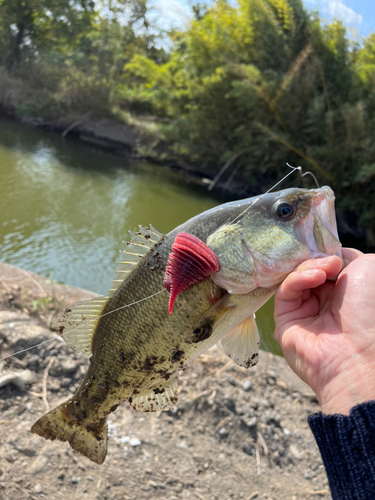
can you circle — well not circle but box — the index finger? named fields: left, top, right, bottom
left=274, top=256, right=342, bottom=317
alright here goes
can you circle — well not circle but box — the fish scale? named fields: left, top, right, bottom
left=30, top=186, right=342, bottom=464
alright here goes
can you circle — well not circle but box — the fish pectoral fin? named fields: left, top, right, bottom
left=220, top=315, right=260, bottom=369
left=129, top=376, right=178, bottom=412
left=57, top=296, right=109, bottom=357
left=163, top=232, right=220, bottom=314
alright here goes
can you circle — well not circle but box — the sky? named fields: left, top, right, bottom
left=305, top=0, right=374, bottom=36
left=148, top=0, right=374, bottom=37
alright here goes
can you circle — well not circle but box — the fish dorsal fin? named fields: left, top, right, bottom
left=129, top=376, right=178, bottom=412
left=220, top=315, right=260, bottom=369
left=57, top=296, right=109, bottom=357
left=109, top=224, right=164, bottom=296
left=58, top=224, right=164, bottom=356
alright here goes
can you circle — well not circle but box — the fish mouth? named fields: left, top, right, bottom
left=295, top=186, right=342, bottom=260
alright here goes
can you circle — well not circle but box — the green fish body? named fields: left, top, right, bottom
left=31, top=186, right=342, bottom=464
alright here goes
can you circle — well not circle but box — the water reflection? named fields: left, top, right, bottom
left=0, top=117, right=281, bottom=355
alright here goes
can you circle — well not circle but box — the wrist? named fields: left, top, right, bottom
left=316, top=362, right=375, bottom=415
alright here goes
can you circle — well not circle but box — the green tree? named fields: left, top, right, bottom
left=124, top=0, right=375, bottom=240
left=0, top=0, right=96, bottom=70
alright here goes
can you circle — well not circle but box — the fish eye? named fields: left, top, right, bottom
left=273, top=202, right=295, bottom=220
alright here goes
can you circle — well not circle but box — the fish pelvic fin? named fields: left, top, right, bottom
left=220, top=315, right=260, bottom=369
left=30, top=400, right=108, bottom=465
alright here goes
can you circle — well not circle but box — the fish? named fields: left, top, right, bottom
left=30, top=186, right=342, bottom=464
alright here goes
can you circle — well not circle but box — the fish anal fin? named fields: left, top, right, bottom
left=58, top=296, right=108, bottom=357
left=30, top=400, right=108, bottom=465
left=220, top=315, right=260, bottom=369
left=129, top=377, right=178, bottom=412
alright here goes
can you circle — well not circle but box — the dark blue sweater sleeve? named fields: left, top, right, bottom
left=308, top=401, right=375, bottom=500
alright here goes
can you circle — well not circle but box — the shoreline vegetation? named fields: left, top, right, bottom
left=1, top=0, right=374, bottom=249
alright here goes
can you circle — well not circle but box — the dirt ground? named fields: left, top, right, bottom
left=0, top=263, right=332, bottom=500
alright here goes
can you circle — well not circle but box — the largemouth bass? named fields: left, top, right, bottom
left=31, top=186, right=342, bottom=464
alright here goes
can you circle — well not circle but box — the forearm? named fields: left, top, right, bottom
left=308, top=401, right=375, bottom=500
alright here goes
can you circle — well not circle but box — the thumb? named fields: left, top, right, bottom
left=274, top=256, right=342, bottom=320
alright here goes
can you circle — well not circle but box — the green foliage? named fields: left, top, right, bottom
left=122, top=0, right=375, bottom=240
left=0, top=0, right=374, bottom=241
left=0, top=0, right=166, bottom=117
left=30, top=296, right=53, bottom=314
left=0, top=0, right=96, bottom=69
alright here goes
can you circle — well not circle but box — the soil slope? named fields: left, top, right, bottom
left=0, top=263, right=331, bottom=500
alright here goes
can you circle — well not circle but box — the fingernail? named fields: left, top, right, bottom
left=319, top=256, right=336, bottom=266
left=302, top=269, right=319, bottom=277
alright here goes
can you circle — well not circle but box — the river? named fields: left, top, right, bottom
left=0, top=116, right=280, bottom=355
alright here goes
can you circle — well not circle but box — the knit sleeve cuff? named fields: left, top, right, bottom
left=308, top=401, right=375, bottom=500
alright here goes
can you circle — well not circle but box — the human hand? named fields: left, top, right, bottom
left=274, top=248, right=375, bottom=415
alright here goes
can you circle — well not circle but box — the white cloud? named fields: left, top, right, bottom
left=326, top=1, right=362, bottom=27
left=148, top=0, right=192, bottom=31
left=303, top=0, right=362, bottom=28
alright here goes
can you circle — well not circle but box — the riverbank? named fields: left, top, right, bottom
left=0, top=262, right=332, bottom=499
left=0, top=108, right=371, bottom=253
left=0, top=108, right=251, bottom=199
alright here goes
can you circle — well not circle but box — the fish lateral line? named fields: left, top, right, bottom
left=0, top=289, right=167, bottom=362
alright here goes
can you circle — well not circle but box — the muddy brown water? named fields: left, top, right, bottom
left=0, top=116, right=280, bottom=355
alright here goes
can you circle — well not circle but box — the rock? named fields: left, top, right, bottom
left=148, top=480, right=165, bottom=489
left=241, top=380, right=253, bottom=392
left=60, top=359, right=78, bottom=374
left=177, top=440, right=188, bottom=448
left=60, top=378, right=72, bottom=388
left=243, top=443, right=255, bottom=455
left=289, top=444, right=304, bottom=460
left=16, top=447, right=36, bottom=457
left=28, top=444, right=58, bottom=474
left=71, top=476, right=80, bottom=484
left=34, top=483, right=42, bottom=494
left=218, top=427, right=228, bottom=438
left=128, top=437, right=141, bottom=447
left=4, top=451, right=17, bottom=463
left=48, top=380, right=61, bottom=392
left=261, top=411, right=281, bottom=426
left=241, top=416, right=257, bottom=428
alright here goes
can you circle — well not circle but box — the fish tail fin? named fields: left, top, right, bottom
left=30, top=400, right=108, bottom=464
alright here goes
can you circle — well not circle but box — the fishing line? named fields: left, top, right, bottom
left=227, top=163, right=320, bottom=227
left=0, top=289, right=167, bottom=362
left=286, top=163, right=320, bottom=188
left=227, top=164, right=300, bottom=226
left=62, top=288, right=167, bottom=327
left=0, top=164, right=319, bottom=362
left=0, top=338, right=58, bottom=362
